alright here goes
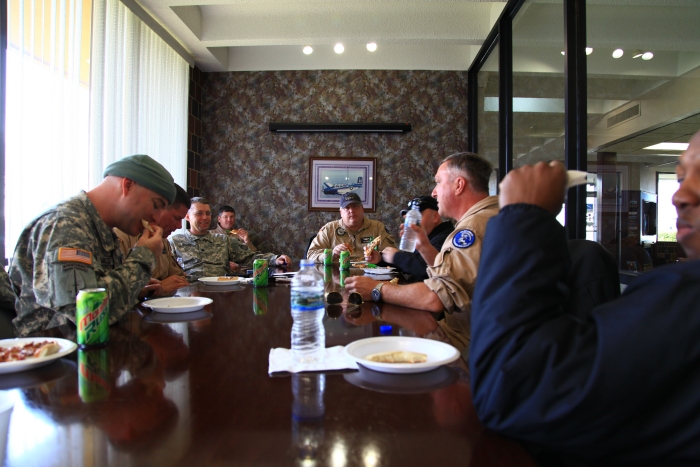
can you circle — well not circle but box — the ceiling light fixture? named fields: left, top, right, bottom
left=334, top=43, right=344, bottom=54
left=642, top=51, right=654, bottom=60
left=585, top=47, right=593, bottom=55
left=366, top=42, right=377, bottom=52
left=644, top=142, right=688, bottom=151
left=303, top=46, right=313, bottom=55
left=612, top=49, right=624, bottom=58
left=632, top=49, right=644, bottom=58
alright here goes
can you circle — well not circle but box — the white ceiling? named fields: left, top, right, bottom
left=137, top=0, right=507, bottom=72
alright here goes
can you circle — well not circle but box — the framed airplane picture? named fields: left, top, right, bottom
left=308, top=157, right=377, bottom=212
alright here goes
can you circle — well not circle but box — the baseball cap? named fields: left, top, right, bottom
left=400, top=196, right=439, bottom=216
left=340, top=192, right=363, bottom=208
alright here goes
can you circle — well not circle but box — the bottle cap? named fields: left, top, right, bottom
left=380, top=325, right=393, bottom=335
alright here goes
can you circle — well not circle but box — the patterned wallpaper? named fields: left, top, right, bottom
left=200, top=70, right=469, bottom=261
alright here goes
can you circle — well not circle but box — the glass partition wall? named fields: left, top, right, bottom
left=468, top=0, right=700, bottom=277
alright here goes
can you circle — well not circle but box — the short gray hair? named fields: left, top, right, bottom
left=189, top=197, right=210, bottom=211
left=441, top=152, right=492, bottom=194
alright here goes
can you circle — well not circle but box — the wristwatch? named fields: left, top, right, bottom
left=371, top=304, right=383, bottom=320
left=371, top=282, right=385, bottom=302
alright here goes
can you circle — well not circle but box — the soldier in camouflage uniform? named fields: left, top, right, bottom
left=0, top=267, right=17, bottom=338
left=169, top=197, right=291, bottom=281
left=9, top=155, right=176, bottom=336
left=307, top=192, right=396, bottom=263
left=115, top=184, right=191, bottom=297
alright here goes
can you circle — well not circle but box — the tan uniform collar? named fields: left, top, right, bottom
left=455, top=195, right=499, bottom=224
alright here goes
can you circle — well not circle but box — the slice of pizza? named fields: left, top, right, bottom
left=33, top=341, right=60, bottom=358
left=365, top=350, right=427, bottom=363
left=363, top=236, right=382, bottom=256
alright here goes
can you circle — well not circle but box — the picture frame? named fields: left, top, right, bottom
left=308, top=157, right=377, bottom=212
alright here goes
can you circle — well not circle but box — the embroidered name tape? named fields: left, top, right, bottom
left=453, top=230, right=476, bottom=249
left=58, top=247, right=93, bottom=265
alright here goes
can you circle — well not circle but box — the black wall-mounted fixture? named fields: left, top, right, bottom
left=269, top=122, right=411, bottom=133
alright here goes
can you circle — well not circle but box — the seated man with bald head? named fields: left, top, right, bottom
left=9, top=155, right=173, bottom=336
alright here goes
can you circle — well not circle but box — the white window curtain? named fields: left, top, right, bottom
left=5, top=0, right=91, bottom=257
left=89, top=0, right=188, bottom=190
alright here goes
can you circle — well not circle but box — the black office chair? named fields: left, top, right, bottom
left=304, top=235, right=317, bottom=259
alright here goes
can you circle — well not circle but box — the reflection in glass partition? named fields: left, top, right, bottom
left=586, top=2, right=700, bottom=272
left=292, top=373, right=326, bottom=462
left=477, top=43, right=499, bottom=176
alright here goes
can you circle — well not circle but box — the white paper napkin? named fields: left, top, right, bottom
left=268, top=346, right=359, bottom=374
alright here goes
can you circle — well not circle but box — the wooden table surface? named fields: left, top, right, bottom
left=0, top=266, right=537, bottom=466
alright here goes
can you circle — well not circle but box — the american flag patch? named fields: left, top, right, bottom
left=57, top=247, right=93, bottom=265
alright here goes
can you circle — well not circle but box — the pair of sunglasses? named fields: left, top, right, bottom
left=325, top=291, right=363, bottom=305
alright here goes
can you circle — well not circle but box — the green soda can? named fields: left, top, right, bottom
left=253, top=287, right=269, bottom=315
left=76, top=288, right=109, bottom=349
left=339, top=251, right=350, bottom=270
left=323, top=249, right=333, bottom=266
left=253, top=259, right=269, bottom=287
left=339, top=268, right=349, bottom=288
left=78, top=348, right=110, bottom=403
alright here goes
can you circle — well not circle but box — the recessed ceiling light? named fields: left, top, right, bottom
left=612, top=49, right=624, bottom=58
left=644, top=142, right=689, bottom=151
left=585, top=47, right=593, bottom=55
left=303, top=46, right=313, bottom=55
left=642, top=51, right=654, bottom=60
left=334, top=43, right=344, bottom=54
left=632, top=49, right=644, bottom=58
left=366, top=42, right=377, bottom=52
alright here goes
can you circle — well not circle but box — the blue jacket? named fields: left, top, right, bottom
left=470, top=204, right=700, bottom=466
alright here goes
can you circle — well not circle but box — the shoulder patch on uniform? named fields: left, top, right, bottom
left=336, top=227, right=346, bottom=237
left=57, top=247, right=93, bottom=265
left=452, top=230, right=476, bottom=249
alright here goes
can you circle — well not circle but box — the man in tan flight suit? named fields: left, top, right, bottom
left=307, top=192, right=396, bottom=262
left=115, top=184, right=191, bottom=297
left=346, top=152, right=499, bottom=354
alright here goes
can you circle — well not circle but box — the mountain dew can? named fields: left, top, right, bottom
left=77, top=288, right=109, bottom=349
left=323, top=249, right=333, bottom=266
left=339, top=251, right=350, bottom=269
left=253, top=259, right=269, bottom=287
left=253, top=287, right=269, bottom=315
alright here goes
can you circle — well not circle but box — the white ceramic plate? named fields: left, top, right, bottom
left=142, top=297, right=213, bottom=313
left=0, top=338, right=77, bottom=375
left=198, top=276, right=242, bottom=285
left=362, top=267, right=397, bottom=275
left=344, top=336, right=460, bottom=374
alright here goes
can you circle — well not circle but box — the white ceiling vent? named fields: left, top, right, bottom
left=607, top=103, right=641, bottom=129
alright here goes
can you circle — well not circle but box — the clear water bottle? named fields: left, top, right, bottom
left=291, top=259, right=326, bottom=363
left=399, top=203, right=421, bottom=252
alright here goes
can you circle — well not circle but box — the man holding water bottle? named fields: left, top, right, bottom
left=346, top=152, right=498, bottom=353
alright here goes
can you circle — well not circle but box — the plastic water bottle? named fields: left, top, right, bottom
left=291, top=259, right=325, bottom=363
left=399, top=203, right=421, bottom=252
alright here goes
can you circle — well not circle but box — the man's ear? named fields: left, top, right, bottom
left=454, top=176, right=466, bottom=195
left=121, top=178, right=135, bottom=196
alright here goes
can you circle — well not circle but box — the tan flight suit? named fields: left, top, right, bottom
left=424, top=196, right=499, bottom=355
left=307, top=218, right=396, bottom=262
left=114, top=229, right=185, bottom=281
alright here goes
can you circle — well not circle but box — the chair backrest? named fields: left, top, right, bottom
left=566, top=239, right=621, bottom=319
left=304, top=235, right=317, bottom=259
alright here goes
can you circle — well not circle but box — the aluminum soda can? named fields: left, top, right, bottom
left=339, top=251, right=350, bottom=269
left=323, top=249, right=333, bottom=266
left=76, top=288, right=109, bottom=349
left=253, top=287, right=269, bottom=315
left=78, top=348, right=111, bottom=403
left=253, top=259, right=269, bottom=287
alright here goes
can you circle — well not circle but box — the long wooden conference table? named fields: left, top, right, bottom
left=0, top=266, right=536, bottom=466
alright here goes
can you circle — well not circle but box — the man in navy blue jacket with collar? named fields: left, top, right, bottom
left=470, top=130, right=700, bottom=466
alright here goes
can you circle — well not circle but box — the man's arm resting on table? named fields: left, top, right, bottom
left=380, top=282, right=445, bottom=312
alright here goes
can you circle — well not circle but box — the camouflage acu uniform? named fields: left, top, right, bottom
left=0, top=267, right=15, bottom=311
left=114, top=229, right=185, bottom=281
left=9, top=191, right=155, bottom=336
left=169, top=231, right=278, bottom=281
left=307, top=218, right=396, bottom=262
left=209, top=224, right=258, bottom=251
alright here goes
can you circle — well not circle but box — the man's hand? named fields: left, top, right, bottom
left=499, top=161, right=567, bottom=214
left=135, top=225, right=164, bottom=258
left=275, top=255, right=291, bottom=267
left=155, top=275, right=190, bottom=297
left=381, top=247, right=400, bottom=264
left=332, top=243, right=351, bottom=258
left=229, top=261, right=239, bottom=270
left=364, top=249, right=381, bottom=263
left=138, top=278, right=162, bottom=299
left=235, top=229, right=249, bottom=243
left=344, top=276, right=380, bottom=302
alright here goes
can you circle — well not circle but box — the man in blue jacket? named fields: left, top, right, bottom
left=469, top=130, right=700, bottom=466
